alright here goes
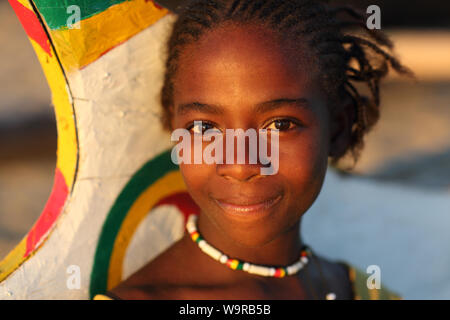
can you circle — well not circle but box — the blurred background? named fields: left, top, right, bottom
left=0, top=0, right=449, bottom=262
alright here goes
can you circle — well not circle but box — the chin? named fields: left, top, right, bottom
left=211, top=209, right=290, bottom=247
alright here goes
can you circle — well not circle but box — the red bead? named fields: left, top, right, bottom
left=274, top=268, right=285, bottom=278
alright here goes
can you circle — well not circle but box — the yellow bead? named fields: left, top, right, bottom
left=227, top=259, right=239, bottom=269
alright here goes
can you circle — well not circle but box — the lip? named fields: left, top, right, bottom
left=213, top=194, right=282, bottom=220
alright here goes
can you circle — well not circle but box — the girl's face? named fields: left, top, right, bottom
left=171, top=23, right=333, bottom=247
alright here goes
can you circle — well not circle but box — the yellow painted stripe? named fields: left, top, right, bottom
left=29, top=37, right=77, bottom=188
left=93, top=294, right=113, bottom=300
left=16, top=0, right=33, bottom=10
left=107, top=171, right=186, bottom=290
left=49, top=0, right=168, bottom=72
left=0, top=238, right=27, bottom=282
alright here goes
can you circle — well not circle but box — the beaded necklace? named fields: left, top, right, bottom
left=186, top=214, right=337, bottom=299
left=186, top=214, right=312, bottom=278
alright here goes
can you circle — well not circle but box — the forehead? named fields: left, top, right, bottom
left=173, top=22, right=319, bottom=106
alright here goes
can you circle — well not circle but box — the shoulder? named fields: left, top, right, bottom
left=344, top=263, right=402, bottom=300
left=309, top=254, right=354, bottom=299
left=310, top=254, right=401, bottom=300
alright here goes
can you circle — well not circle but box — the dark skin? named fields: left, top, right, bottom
left=109, top=23, right=355, bottom=300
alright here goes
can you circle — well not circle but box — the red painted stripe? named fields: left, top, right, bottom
left=155, top=192, right=200, bottom=225
left=25, top=168, right=68, bottom=256
left=8, top=0, right=52, bottom=56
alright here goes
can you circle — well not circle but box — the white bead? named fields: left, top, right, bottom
left=326, top=292, right=336, bottom=300
left=248, top=265, right=271, bottom=277
left=286, top=266, right=294, bottom=274
left=243, top=263, right=250, bottom=271
left=219, top=255, right=228, bottom=264
left=198, top=240, right=206, bottom=248
left=301, top=256, right=308, bottom=264
left=188, top=214, right=197, bottom=224
left=202, top=242, right=222, bottom=260
left=286, top=265, right=297, bottom=275
left=269, top=268, right=276, bottom=276
left=186, top=216, right=197, bottom=233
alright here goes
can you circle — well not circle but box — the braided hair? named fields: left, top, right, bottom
left=160, top=0, right=414, bottom=166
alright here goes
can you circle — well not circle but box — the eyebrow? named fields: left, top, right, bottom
left=177, top=102, right=223, bottom=116
left=254, top=98, right=310, bottom=113
left=176, top=98, right=310, bottom=116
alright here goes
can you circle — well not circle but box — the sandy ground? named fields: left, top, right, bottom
left=0, top=1, right=449, bottom=285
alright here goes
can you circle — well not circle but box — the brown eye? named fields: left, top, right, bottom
left=187, top=121, right=218, bottom=134
left=266, top=119, right=297, bottom=131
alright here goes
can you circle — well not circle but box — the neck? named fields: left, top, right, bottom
left=194, top=212, right=304, bottom=267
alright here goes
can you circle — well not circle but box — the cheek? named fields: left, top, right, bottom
left=179, top=163, right=213, bottom=200
left=180, top=163, right=201, bottom=189
left=280, top=128, right=327, bottom=171
left=278, top=125, right=329, bottom=198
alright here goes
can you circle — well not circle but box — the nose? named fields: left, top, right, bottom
left=215, top=129, right=266, bottom=182
left=216, top=162, right=262, bottom=182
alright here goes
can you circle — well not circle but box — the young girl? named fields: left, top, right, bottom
left=95, top=0, right=412, bottom=300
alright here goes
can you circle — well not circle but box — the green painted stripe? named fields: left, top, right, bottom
left=33, top=0, right=129, bottom=30
left=89, top=150, right=178, bottom=299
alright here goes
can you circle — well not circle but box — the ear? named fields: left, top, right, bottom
left=328, top=93, right=355, bottom=159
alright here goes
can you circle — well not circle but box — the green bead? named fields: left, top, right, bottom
left=236, top=261, right=243, bottom=270
left=195, top=235, right=203, bottom=243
